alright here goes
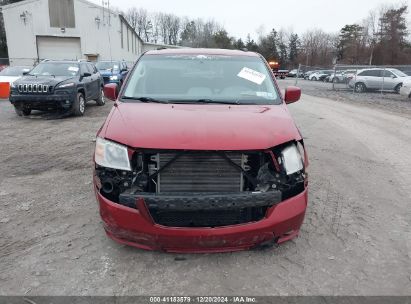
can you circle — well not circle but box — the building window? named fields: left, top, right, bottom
left=49, top=0, right=75, bottom=28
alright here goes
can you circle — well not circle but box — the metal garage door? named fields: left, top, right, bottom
left=37, top=36, right=81, bottom=61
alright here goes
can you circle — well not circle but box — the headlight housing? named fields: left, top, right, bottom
left=57, top=82, right=75, bottom=88
left=110, top=75, right=118, bottom=81
left=281, top=144, right=304, bottom=175
left=95, top=137, right=131, bottom=171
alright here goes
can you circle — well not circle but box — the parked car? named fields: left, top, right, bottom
left=288, top=69, right=298, bottom=77
left=94, top=48, right=308, bottom=252
left=399, top=78, right=411, bottom=98
left=288, top=69, right=304, bottom=78
left=308, top=70, right=330, bottom=81
left=9, top=60, right=105, bottom=116
left=327, top=70, right=357, bottom=83
left=349, top=68, right=411, bottom=93
left=95, top=60, right=129, bottom=87
left=0, top=66, right=31, bottom=99
left=304, top=71, right=315, bottom=80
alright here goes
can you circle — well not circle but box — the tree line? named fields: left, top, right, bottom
left=1, top=1, right=410, bottom=67
left=125, top=4, right=410, bottom=68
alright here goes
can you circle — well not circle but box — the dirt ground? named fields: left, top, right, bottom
left=0, top=81, right=410, bottom=295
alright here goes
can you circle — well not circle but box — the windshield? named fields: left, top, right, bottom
left=123, top=54, right=280, bottom=105
left=96, top=61, right=120, bottom=71
left=391, top=69, right=407, bottom=77
left=29, top=63, right=79, bottom=77
left=0, top=66, right=30, bottom=76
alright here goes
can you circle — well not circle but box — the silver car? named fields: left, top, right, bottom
left=349, top=68, right=410, bottom=93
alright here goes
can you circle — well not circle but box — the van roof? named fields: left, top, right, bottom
left=145, top=48, right=260, bottom=57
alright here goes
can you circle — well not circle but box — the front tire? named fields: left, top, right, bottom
left=355, top=82, right=366, bottom=93
left=96, top=87, right=106, bottom=106
left=14, top=106, right=31, bottom=117
left=72, top=92, right=86, bottom=116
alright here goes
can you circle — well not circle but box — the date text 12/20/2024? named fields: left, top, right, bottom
left=149, top=297, right=257, bottom=303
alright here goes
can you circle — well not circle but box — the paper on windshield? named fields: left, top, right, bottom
left=68, top=67, right=79, bottom=72
left=237, top=67, right=266, bottom=85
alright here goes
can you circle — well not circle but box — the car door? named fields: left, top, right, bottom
left=80, top=63, right=93, bottom=100
left=87, top=63, right=100, bottom=97
left=381, top=70, right=397, bottom=90
left=365, top=69, right=382, bottom=89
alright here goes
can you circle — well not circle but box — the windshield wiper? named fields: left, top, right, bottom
left=121, top=96, right=170, bottom=104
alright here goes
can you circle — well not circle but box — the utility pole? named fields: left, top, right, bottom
left=102, top=0, right=112, bottom=61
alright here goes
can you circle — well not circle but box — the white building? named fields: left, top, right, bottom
left=1, top=0, right=144, bottom=66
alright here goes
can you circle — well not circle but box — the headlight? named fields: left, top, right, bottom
left=110, top=75, right=118, bottom=81
left=281, top=144, right=304, bottom=175
left=57, top=82, right=75, bottom=88
left=10, top=82, right=17, bottom=89
left=94, top=137, right=131, bottom=171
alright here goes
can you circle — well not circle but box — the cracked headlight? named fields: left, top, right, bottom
left=95, top=137, right=131, bottom=171
left=281, top=144, right=304, bottom=175
left=57, top=82, right=75, bottom=88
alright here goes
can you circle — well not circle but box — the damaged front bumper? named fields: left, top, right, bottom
left=95, top=186, right=308, bottom=253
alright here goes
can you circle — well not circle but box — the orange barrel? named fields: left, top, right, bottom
left=0, top=82, right=10, bottom=99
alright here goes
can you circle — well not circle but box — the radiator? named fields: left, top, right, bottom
left=156, top=152, right=243, bottom=193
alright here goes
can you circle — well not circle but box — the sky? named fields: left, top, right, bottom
left=90, top=0, right=410, bottom=39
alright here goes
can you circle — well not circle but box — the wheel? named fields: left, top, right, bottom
left=312, top=77, right=317, bottom=81
left=394, top=84, right=402, bottom=94
left=14, top=106, right=31, bottom=116
left=96, top=87, right=106, bottom=106
left=355, top=82, right=366, bottom=93
left=72, top=92, right=86, bottom=116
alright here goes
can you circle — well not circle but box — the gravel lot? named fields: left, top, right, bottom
left=0, top=81, right=410, bottom=295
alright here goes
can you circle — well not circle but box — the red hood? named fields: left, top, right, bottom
left=101, top=102, right=301, bottom=150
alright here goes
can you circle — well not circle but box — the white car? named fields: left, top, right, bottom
left=349, top=68, right=411, bottom=93
left=399, top=78, right=411, bottom=98
left=309, top=70, right=332, bottom=81
left=0, top=66, right=31, bottom=98
left=0, top=66, right=31, bottom=85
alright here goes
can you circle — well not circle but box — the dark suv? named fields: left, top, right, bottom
left=9, top=60, right=105, bottom=117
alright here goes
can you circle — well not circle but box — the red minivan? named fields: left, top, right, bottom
left=94, top=48, right=308, bottom=253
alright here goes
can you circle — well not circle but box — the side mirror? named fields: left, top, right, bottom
left=23, top=71, right=29, bottom=75
left=104, top=83, right=118, bottom=101
left=284, top=86, right=301, bottom=104
left=390, top=75, right=396, bottom=79
left=82, top=72, right=92, bottom=77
